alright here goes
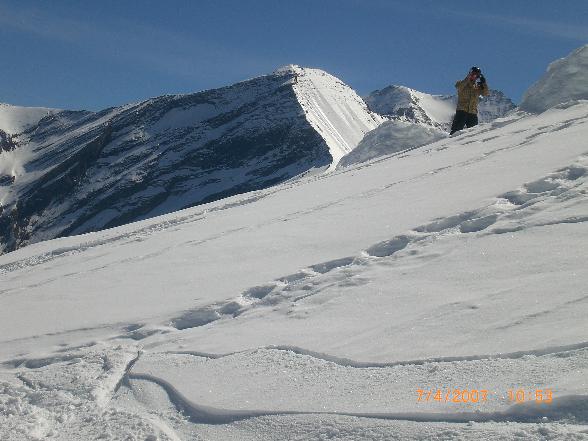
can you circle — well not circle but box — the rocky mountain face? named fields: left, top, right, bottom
left=364, top=85, right=516, bottom=131
left=0, top=68, right=381, bottom=254
left=0, top=129, right=16, bottom=153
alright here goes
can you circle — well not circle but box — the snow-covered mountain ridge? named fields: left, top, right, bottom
left=0, top=67, right=381, bottom=254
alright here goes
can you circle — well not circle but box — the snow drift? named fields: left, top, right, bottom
left=338, top=120, right=445, bottom=167
left=520, top=44, right=588, bottom=113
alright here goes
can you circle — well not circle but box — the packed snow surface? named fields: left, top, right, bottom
left=1, top=98, right=588, bottom=439
left=521, top=44, right=588, bottom=113
left=0, top=103, right=59, bottom=135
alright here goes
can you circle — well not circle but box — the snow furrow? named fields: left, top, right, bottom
left=127, top=373, right=588, bottom=424
left=165, top=341, right=588, bottom=369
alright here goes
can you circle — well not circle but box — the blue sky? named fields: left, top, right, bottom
left=0, top=0, right=586, bottom=110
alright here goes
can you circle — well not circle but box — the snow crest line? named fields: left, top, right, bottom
left=127, top=372, right=588, bottom=424
left=166, top=341, right=588, bottom=369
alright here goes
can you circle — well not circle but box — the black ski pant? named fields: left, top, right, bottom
left=450, top=110, right=478, bottom=135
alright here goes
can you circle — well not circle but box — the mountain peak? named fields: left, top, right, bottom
left=288, top=67, right=384, bottom=169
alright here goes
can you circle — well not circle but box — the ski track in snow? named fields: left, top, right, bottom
left=2, top=123, right=587, bottom=351
left=163, top=156, right=588, bottom=333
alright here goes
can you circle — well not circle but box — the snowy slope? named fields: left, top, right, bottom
left=521, top=44, right=588, bottom=113
left=1, top=99, right=587, bottom=439
left=0, top=103, right=59, bottom=135
left=2, top=47, right=588, bottom=439
left=0, top=67, right=380, bottom=254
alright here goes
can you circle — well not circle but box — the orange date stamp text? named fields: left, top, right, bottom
left=417, top=388, right=553, bottom=404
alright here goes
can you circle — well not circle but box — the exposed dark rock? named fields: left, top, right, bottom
left=0, top=72, right=333, bottom=254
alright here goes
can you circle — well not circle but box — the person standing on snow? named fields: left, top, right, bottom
left=449, top=66, right=489, bottom=135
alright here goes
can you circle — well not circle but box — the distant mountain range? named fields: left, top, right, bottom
left=364, top=85, right=516, bottom=130
left=0, top=67, right=514, bottom=254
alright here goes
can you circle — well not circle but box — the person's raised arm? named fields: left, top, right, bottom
left=478, top=74, right=490, bottom=96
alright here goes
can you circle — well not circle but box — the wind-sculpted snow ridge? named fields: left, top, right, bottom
left=282, top=65, right=385, bottom=169
left=521, top=44, right=588, bottom=113
left=126, top=372, right=588, bottom=425
left=3, top=337, right=586, bottom=440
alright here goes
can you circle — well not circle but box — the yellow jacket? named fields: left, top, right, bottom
left=455, top=78, right=489, bottom=114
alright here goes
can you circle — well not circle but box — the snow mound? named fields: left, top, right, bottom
left=286, top=66, right=385, bottom=169
left=520, top=44, right=588, bottom=113
left=338, top=120, right=445, bottom=167
left=0, top=103, right=60, bottom=134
